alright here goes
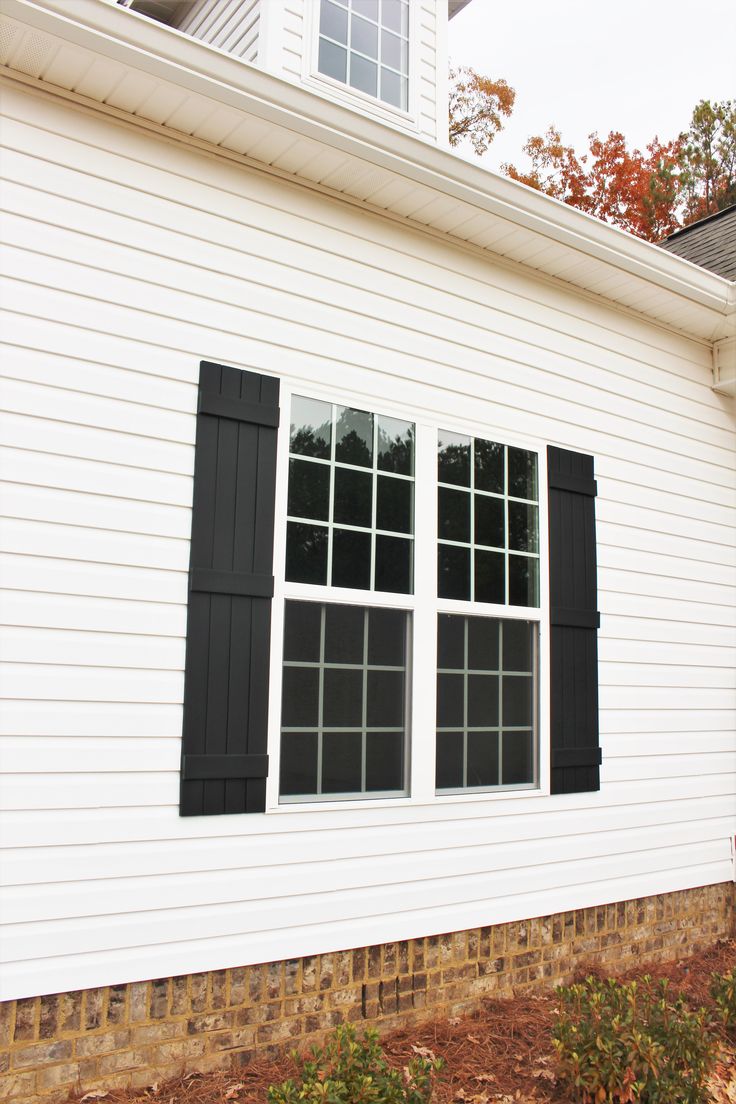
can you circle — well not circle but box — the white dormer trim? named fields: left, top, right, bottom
left=300, top=0, right=421, bottom=136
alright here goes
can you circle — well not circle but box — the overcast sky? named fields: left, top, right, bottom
left=448, top=0, right=736, bottom=172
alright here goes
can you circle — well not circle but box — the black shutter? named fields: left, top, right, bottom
left=180, top=361, right=279, bottom=816
left=547, top=446, right=601, bottom=794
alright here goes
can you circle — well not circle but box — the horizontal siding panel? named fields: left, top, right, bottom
left=0, top=589, right=186, bottom=635
left=1, top=627, right=184, bottom=670
left=0, top=701, right=183, bottom=739
left=0, top=518, right=190, bottom=572
left=0, top=554, right=187, bottom=604
left=1, top=482, right=191, bottom=538
left=1, top=663, right=184, bottom=704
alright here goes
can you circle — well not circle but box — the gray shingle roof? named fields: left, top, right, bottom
left=660, top=205, right=736, bottom=281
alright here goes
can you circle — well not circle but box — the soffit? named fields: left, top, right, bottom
left=1, top=0, right=734, bottom=345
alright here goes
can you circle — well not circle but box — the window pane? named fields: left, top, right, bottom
left=322, top=731, right=362, bottom=792
left=318, top=37, right=347, bottom=82
left=474, top=494, right=504, bottom=548
left=367, top=670, right=404, bottom=726
left=281, top=666, right=319, bottom=727
left=334, top=466, right=372, bottom=527
left=374, top=535, right=412, bottom=593
left=320, top=0, right=348, bottom=43
left=368, top=606, right=406, bottom=666
left=381, top=28, right=406, bottom=71
left=280, top=732, right=318, bottom=796
left=353, top=0, right=378, bottom=19
left=349, top=52, right=378, bottom=96
left=381, top=0, right=408, bottom=35
left=503, top=619, right=533, bottom=672
left=351, top=13, right=378, bottom=57
left=438, top=431, right=471, bottom=486
left=286, top=522, right=328, bottom=584
left=438, top=544, right=470, bottom=600
left=508, top=501, right=538, bottom=553
left=474, top=438, right=504, bottom=494
left=332, top=528, right=371, bottom=589
left=380, top=67, right=403, bottom=108
left=502, top=730, right=533, bottom=785
left=377, top=415, right=413, bottom=475
left=467, top=616, right=499, bottom=671
left=467, top=732, right=499, bottom=787
left=324, top=602, right=365, bottom=664
left=438, top=487, right=470, bottom=543
left=436, top=730, right=463, bottom=788
left=336, top=406, right=373, bottom=466
left=508, top=554, right=539, bottom=607
left=288, top=458, right=330, bottom=521
left=323, top=668, right=363, bottom=727
left=467, top=674, right=499, bottom=727
left=437, top=614, right=464, bottom=670
left=290, top=395, right=331, bottom=459
left=284, top=601, right=322, bottom=663
left=502, top=674, right=533, bottom=727
left=474, top=549, right=504, bottom=604
left=437, top=673, right=463, bottom=727
left=366, top=731, right=403, bottom=791
left=377, top=475, right=413, bottom=534
left=508, top=447, right=538, bottom=500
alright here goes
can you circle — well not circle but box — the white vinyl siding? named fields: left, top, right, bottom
left=174, top=0, right=261, bottom=63
left=0, top=83, right=734, bottom=1001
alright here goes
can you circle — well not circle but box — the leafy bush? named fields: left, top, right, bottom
left=552, top=974, right=717, bottom=1103
left=710, top=966, right=736, bottom=1029
left=267, top=1023, right=443, bottom=1104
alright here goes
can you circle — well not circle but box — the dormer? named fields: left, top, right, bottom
left=116, top=0, right=473, bottom=145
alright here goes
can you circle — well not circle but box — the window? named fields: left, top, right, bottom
left=275, top=392, right=544, bottom=805
left=317, top=0, right=410, bottom=111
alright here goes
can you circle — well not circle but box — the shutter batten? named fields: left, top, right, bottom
left=180, top=361, right=279, bottom=816
left=547, top=446, right=601, bottom=795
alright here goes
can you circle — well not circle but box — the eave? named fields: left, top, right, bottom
left=1, top=0, right=734, bottom=348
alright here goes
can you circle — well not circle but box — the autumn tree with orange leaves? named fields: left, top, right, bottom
left=448, top=66, right=515, bottom=155
left=502, top=128, right=683, bottom=241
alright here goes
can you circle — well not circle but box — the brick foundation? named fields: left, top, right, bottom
left=2, top=883, right=733, bottom=1103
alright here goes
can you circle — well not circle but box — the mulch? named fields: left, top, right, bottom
left=75, top=940, right=736, bottom=1104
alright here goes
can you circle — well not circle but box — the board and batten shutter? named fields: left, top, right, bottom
left=547, top=446, right=602, bottom=794
left=180, top=361, right=279, bottom=816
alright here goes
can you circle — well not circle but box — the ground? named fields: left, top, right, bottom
left=74, top=942, right=735, bottom=1104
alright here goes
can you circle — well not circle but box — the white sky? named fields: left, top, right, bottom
left=448, top=0, right=736, bottom=172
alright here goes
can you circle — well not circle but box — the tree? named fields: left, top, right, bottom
left=448, top=66, right=515, bottom=155
left=502, top=128, right=683, bottom=241
left=679, top=99, right=736, bottom=221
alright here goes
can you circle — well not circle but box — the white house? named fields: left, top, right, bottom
left=0, top=0, right=734, bottom=1096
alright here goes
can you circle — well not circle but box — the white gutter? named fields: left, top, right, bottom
left=2, top=0, right=734, bottom=340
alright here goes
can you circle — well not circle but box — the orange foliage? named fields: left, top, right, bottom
left=448, top=66, right=516, bottom=155
left=503, top=127, right=684, bottom=242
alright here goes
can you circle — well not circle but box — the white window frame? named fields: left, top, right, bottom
left=302, top=0, right=420, bottom=132
left=266, top=380, right=551, bottom=813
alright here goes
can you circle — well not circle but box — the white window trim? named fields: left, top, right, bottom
left=301, top=0, right=421, bottom=133
left=266, top=381, right=551, bottom=813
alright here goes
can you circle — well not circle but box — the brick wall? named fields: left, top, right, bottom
left=2, top=883, right=733, bottom=1103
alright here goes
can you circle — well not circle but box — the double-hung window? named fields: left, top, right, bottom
left=272, top=391, right=545, bottom=806
left=317, top=0, right=410, bottom=111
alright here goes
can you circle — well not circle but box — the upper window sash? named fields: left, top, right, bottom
left=317, top=0, right=410, bottom=111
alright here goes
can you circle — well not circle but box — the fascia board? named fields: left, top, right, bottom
left=4, top=0, right=734, bottom=332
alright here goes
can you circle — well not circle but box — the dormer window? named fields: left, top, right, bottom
left=317, top=0, right=409, bottom=111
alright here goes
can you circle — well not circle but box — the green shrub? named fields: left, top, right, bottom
left=267, top=1023, right=443, bottom=1104
left=710, top=966, right=736, bottom=1028
left=552, top=974, right=717, bottom=1103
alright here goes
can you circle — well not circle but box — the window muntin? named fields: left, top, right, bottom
left=317, top=0, right=409, bottom=111
left=437, top=432, right=540, bottom=607
left=286, top=396, right=415, bottom=594
left=280, top=600, right=410, bottom=799
left=436, top=614, right=538, bottom=792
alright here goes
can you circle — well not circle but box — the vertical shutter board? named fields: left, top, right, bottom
left=181, top=361, right=279, bottom=816
left=548, top=446, right=601, bottom=795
